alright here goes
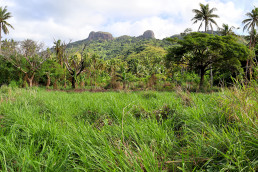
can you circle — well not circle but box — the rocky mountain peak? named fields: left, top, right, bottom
left=141, top=30, right=155, bottom=39
left=88, top=31, right=114, bottom=41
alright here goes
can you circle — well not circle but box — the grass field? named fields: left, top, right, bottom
left=0, top=86, right=257, bottom=171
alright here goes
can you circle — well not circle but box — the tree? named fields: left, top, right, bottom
left=1, top=39, right=49, bottom=87
left=40, top=58, right=64, bottom=89
left=0, top=6, right=14, bottom=54
left=242, top=7, right=258, bottom=34
left=166, top=33, right=249, bottom=89
left=116, top=62, right=130, bottom=89
left=246, top=29, right=258, bottom=48
left=64, top=45, right=88, bottom=88
left=242, top=7, right=258, bottom=80
left=53, top=39, right=65, bottom=66
left=192, top=3, right=219, bottom=32
left=219, top=23, right=238, bottom=36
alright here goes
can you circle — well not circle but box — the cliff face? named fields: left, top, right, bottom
left=88, top=31, right=114, bottom=41
left=140, top=30, right=155, bottom=39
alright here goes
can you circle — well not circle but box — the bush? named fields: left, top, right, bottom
left=9, top=80, right=19, bottom=88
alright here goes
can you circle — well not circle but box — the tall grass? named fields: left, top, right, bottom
left=0, top=86, right=257, bottom=171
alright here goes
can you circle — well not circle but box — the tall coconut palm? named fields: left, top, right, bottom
left=242, top=7, right=258, bottom=81
left=0, top=6, right=14, bottom=54
left=246, top=29, right=258, bottom=47
left=242, top=7, right=258, bottom=35
left=192, top=3, right=219, bottom=32
left=53, top=39, right=64, bottom=66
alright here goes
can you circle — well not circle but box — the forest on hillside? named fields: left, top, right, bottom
left=0, top=5, right=257, bottom=91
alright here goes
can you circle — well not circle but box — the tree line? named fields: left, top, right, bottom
left=0, top=4, right=257, bottom=91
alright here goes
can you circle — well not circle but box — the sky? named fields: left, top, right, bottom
left=0, top=0, right=257, bottom=47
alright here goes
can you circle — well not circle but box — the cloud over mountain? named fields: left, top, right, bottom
left=0, top=0, right=256, bottom=47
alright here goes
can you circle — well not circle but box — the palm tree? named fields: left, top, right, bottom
left=242, top=7, right=258, bottom=34
left=246, top=29, right=258, bottom=47
left=53, top=39, right=64, bottom=66
left=0, top=6, right=14, bottom=54
left=242, top=7, right=258, bottom=81
left=192, top=3, right=219, bottom=32
left=219, top=23, right=238, bottom=36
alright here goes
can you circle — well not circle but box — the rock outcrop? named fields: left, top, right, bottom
left=87, top=31, right=114, bottom=41
left=139, top=30, right=155, bottom=39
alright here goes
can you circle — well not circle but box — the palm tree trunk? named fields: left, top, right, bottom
left=0, top=24, right=2, bottom=55
left=205, top=21, right=207, bottom=32
left=246, top=36, right=253, bottom=83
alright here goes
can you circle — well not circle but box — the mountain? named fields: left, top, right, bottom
left=138, top=30, right=155, bottom=39
left=66, top=30, right=174, bottom=60
left=68, top=30, right=156, bottom=47
left=88, top=31, right=114, bottom=41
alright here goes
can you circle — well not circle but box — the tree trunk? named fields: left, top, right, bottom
left=123, top=81, right=126, bottom=90
left=23, top=74, right=28, bottom=87
left=72, top=76, right=76, bottom=89
left=246, top=36, right=253, bottom=83
left=0, top=24, right=2, bottom=55
left=27, top=77, right=33, bottom=87
left=64, top=70, right=67, bottom=88
left=53, top=79, right=58, bottom=89
left=199, top=68, right=205, bottom=89
left=26, top=73, right=35, bottom=87
left=210, top=68, right=213, bottom=87
left=46, top=74, right=51, bottom=89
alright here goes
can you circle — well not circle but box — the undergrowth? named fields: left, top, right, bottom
left=0, top=86, right=257, bottom=171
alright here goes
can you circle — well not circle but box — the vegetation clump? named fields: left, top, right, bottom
left=0, top=88, right=256, bottom=171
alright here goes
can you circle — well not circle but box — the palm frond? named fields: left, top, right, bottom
left=242, top=19, right=252, bottom=24
left=209, top=7, right=218, bottom=13
left=209, top=18, right=218, bottom=26
left=3, top=21, right=14, bottom=29
left=0, top=6, right=14, bottom=36
left=209, top=14, right=219, bottom=18
left=2, top=24, right=9, bottom=34
left=192, top=3, right=219, bottom=32
left=198, top=22, right=203, bottom=31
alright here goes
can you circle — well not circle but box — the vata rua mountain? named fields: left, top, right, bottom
left=67, top=30, right=173, bottom=60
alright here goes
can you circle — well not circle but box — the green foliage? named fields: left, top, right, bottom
left=0, top=88, right=257, bottom=171
left=0, top=6, right=14, bottom=53
left=166, top=32, right=249, bottom=88
left=68, top=36, right=172, bottom=60
left=40, top=59, right=64, bottom=80
left=0, top=57, right=19, bottom=86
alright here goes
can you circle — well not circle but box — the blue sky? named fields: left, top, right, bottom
left=0, top=0, right=257, bottom=47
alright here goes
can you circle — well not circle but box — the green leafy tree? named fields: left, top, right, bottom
left=192, top=3, right=219, bottom=32
left=0, top=57, right=18, bottom=85
left=116, top=62, right=130, bottom=89
left=64, top=45, right=87, bottom=88
left=40, top=58, right=64, bottom=88
left=166, top=32, right=249, bottom=89
left=2, top=39, right=49, bottom=87
left=0, top=6, right=14, bottom=54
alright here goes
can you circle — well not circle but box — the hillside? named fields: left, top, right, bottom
left=67, top=30, right=174, bottom=60
left=64, top=30, right=248, bottom=61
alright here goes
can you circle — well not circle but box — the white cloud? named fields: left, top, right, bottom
left=0, top=0, right=255, bottom=46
